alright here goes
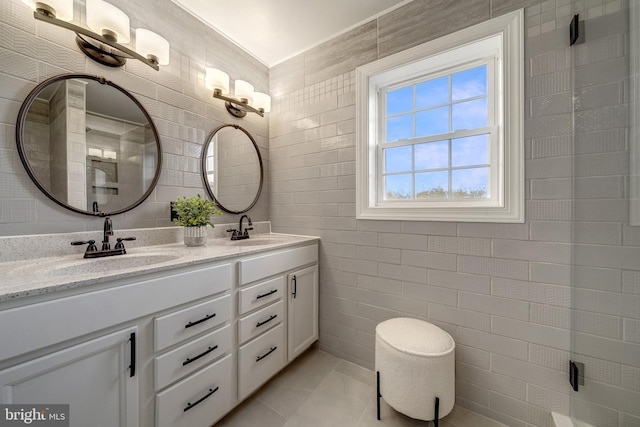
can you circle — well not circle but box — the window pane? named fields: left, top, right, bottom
left=384, top=146, right=412, bottom=173
left=416, top=76, right=449, bottom=109
left=386, top=114, right=413, bottom=142
left=387, top=86, right=413, bottom=115
left=385, top=174, right=412, bottom=200
left=416, top=106, right=449, bottom=137
left=452, top=135, right=489, bottom=167
left=452, top=98, right=487, bottom=131
left=452, top=167, right=489, bottom=199
left=452, top=65, right=487, bottom=101
left=416, top=171, right=449, bottom=199
left=415, top=140, right=448, bottom=170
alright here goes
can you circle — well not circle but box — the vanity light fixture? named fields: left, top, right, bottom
left=21, top=0, right=170, bottom=70
left=205, top=67, right=271, bottom=118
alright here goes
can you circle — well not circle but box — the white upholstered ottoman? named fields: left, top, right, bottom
left=375, top=318, right=455, bottom=425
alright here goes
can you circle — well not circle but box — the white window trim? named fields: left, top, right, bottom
left=356, top=9, right=524, bottom=223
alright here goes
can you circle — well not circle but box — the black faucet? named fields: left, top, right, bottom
left=71, top=216, right=136, bottom=258
left=239, top=215, right=252, bottom=235
left=102, top=217, right=114, bottom=250
left=227, top=215, right=253, bottom=240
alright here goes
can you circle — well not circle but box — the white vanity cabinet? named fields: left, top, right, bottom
left=0, top=237, right=319, bottom=427
left=153, top=293, right=234, bottom=427
left=0, top=326, right=139, bottom=426
left=0, top=262, right=232, bottom=427
left=287, top=264, right=319, bottom=361
left=236, top=244, right=318, bottom=400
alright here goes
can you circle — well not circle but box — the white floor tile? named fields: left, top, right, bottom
left=217, top=348, right=507, bottom=427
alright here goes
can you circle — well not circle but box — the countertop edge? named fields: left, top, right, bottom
left=0, top=234, right=320, bottom=304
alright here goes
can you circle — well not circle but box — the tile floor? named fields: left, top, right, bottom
left=216, top=347, right=507, bottom=427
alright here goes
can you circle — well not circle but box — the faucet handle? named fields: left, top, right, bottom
left=71, top=240, right=98, bottom=252
left=115, top=236, right=136, bottom=251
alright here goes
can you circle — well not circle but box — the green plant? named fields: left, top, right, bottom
left=172, top=194, right=222, bottom=227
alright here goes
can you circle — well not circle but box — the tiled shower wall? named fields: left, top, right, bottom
left=0, top=0, right=269, bottom=236
left=269, top=1, right=637, bottom=427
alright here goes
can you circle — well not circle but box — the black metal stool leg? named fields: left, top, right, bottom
left=376, top=371, right=381, bottom=420
left=433, top=396, right=440, bottom=427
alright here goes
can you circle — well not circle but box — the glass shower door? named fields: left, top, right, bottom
left=570, top=2, right=640, bottom=426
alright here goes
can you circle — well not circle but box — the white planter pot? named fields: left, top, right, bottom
left=183, top=226, right=208, bottom=247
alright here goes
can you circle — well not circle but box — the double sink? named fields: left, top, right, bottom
left=13, top=235, right=294, bottom=278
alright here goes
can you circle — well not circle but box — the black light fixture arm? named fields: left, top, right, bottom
left=212, top=89, right=264, bottom=118
left=31, top=10, right=160, bottom=70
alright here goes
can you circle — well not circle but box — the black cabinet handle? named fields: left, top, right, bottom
left=256, top=314, right=278, bottom=328
left=570, top=360, right=579, bottom=391
left=183, top=345, right=219, bottom=366
left=185, top=313, right=216, bottom=329
left=184, top=386, right=219, bottom=412
left=292, top=275, right=297, bottom=299
left=256, top=346, right=277, bottom=362
left=129, top=332, right=136, bottom=378
left=256, top=289, right=277, bottom=300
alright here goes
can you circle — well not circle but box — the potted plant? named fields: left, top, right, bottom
left=172, top=194, right=222, bottom=246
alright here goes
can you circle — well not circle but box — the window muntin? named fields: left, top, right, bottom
left=379, top=62, right=496, bottom=203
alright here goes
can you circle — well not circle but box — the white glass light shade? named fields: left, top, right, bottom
left=252, top=92, right=271, bottom=113
left=103, top=150, right=117, bottom=159
left=234, top=80, right=254, bottom=104
left=87, top=147, right=102, bottom=157
left=22, top=0, right=73, bottom=21
left=135, top=29, right=170, bottom=65
left=86, top=0, right=130, bottom=43
left=205, top=68, right=229, bottom=94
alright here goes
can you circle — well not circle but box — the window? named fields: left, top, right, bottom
left=356, top=10, right=524, bottom=222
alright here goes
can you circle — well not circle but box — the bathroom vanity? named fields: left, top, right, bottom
left=0, top=234, right=318, bottom=427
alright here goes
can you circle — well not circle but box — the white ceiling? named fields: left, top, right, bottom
left=171, top=0, right=412, bottom=67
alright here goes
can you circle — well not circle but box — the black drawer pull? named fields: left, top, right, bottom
left=129, top=332, right=136, bottom=378
left=183, top=345, right=219, bottom=366
left=185, top=313, right=216, bottom=329
left=184, top=386, right=219, bottom=412
left=256, top=346, right=277, bottom=362
left=256, top=289, right=278, bottom=300
left=292, top=275, right=297, bottom=299
left=256, top=314, right=278, bottom=328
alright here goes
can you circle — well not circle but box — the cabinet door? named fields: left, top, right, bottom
left=287, top=265, right=318, bottom=361
left=0, top=326, right=139, bottom=427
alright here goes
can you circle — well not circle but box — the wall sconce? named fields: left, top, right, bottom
left=205, top=68, right=271, bottom=118
left=21, top=0, right=170, bottom=70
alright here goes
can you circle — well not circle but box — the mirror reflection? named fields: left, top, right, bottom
left=202, top=124, right=263, bottom=214
left=17, top=74, right=162, bottom=216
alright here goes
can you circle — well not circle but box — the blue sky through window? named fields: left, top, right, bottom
left=452, top=66, right=487, bottom=101
left=383, top=64, right=489, bottom=200
left=416, top=76, right=449, bottom=108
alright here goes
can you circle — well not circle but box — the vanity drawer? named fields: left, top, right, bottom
left=156, top=354, right=232, bottom=427
left=238, top=323, right=285, bottom=400
left=238, top=276, right=284, bottom=314
left=239, top=244, right=318, bottom=285
left=238, top=300, right=284, bottom=345
left=155, top=324, right=231, bottom=391
left=154, top=294, right=230, bottom=351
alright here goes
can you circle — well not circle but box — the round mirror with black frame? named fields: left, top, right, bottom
left=202, top=124, right=264, bottom=214
left=16, top=73, right=162, bottom=217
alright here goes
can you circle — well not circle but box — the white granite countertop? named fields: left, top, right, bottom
left=0, top=233, right=319, bottom=303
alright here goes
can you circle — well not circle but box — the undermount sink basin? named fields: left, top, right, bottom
left=49, top=253, right=182, bottom=277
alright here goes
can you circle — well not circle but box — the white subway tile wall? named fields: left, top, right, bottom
left=269, top=1, right=636, bottom=427
left=1, top=0, right=638, bottom=426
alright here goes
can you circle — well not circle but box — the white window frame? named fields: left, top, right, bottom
left=356, top=10, right=524, bottom=223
